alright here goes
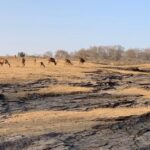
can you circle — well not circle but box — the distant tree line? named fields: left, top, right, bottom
left=18, top=52, right=26, bottom=57
left=18, top=45, right=150, bottom=63
left=72, top=45, right=150, bottom=62
left=53, top=46, right=150, bottom=63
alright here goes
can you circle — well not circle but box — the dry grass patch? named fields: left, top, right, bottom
left=116, top=87, right=150, bottom=98
left=102, top=63, right=150, bottom=74
left=103, top=68, right=146, bottom=75
left=4, top=85, right=93, bottom=101
left=38, top=85, right=93, bottom=94
left=0, top=59, right=99, bottom=84
left=0, top=107, right=150, bottom=137
left=0, top=57, right=149, bottom=84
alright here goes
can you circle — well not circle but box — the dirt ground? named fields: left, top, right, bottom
left=0, top=57, right=150, bottom=150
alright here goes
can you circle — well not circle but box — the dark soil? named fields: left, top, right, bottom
left=0, top=68, right=150, bottom=150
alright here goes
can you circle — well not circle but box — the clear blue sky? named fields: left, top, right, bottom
left=0, top=0, right=150, bottom=55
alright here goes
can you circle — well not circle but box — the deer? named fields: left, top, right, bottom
left=40, top=62, right=45, bottom=68
left=0, top=58, right=4, bottom=66
left=22, top=58, right=26, bottom=67
left=4, top=59, right=11, bottom=67
left=0, top=59, right=11, bottom=67
left=65, top=59, right=73, bottom=65
left=0, top=61, right=4, bottom=66
left=48, top=57, right=57, bottom=65
left=34, top=58, right=36, bottom=64
left=79, top=57, right=85, bottom=64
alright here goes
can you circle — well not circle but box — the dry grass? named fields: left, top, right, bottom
left=104, top=68, right=141, bottom=74
left=5, top=85, right=93, bottom=101
left=0, top=57, right=149, bottom=84
left=0, top=57, right=99, bottom=84
left=0, top=57, right=150, bottom=138
left=38, top=85, right=93, bottom=94
left=116, top=87, right=150, bottom=98
left=0, top=108, right=150, bottom=137
left=103, top=63, right=150, bottom=74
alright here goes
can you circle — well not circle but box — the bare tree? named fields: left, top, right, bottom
left=55, top=50, right=69, bottom=59
left=74, top=48, right=89, bottom=60
left=18, top=52, right=26, bottom=57
left=125, top=49, right=137, bottom=60
left=43, top=51, right=53, bottom=58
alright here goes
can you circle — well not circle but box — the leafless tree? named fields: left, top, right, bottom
left=43, top=51, right=53, bottom=58
left=55, top=50, right=70, bottom=59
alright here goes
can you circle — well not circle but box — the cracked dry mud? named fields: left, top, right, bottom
left=0, top=62, right=150, bottom=150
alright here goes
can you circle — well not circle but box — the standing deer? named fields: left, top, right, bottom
left=0, top=61, right=4, bottom=66
left=22, top=58, right=26, bottom=67
left=65, top=59, right=73, bottom=65
left=4, top=59, right=11, bottom=67
left=48, top=57, right=57, bottom=65
left=34, top=58, right=36, bottom=64
left=40, top=62, right=45, bottom=68
left=0, top=59, right=10, bottom=67
left=0, top=59, right=4, bottom=66
left=79, top=57, right=85, bottom=64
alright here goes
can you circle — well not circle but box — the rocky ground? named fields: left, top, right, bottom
left=0, top=63, right=150, bottom=150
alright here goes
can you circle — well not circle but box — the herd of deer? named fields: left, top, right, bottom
left=41, top=57, right=85, bottom=68
left=0, top=57, right=85, bottom=68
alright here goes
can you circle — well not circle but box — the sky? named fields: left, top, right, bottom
left=0, top=0, right=150, bottom=55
